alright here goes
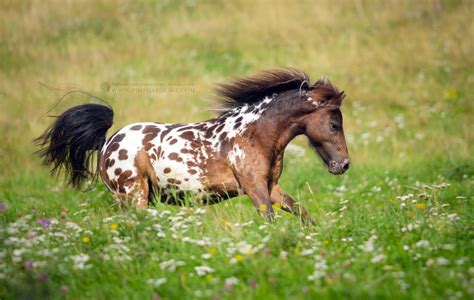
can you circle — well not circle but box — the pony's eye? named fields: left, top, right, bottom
left=330, top=123, right=340, bottom=131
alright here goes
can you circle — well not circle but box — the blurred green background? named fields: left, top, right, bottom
left=0, top=0, right=472, bottom=177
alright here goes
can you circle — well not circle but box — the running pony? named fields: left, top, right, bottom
left=36, top=69, right=350, bottom=222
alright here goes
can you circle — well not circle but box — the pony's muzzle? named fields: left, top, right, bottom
left=328, top=158, right=350, bottom=175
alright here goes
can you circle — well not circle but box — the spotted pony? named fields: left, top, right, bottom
left=36, top=69, right=350, bottom=222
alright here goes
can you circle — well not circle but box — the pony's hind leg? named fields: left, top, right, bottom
left=130, top=175, right=150, bottom=208
left=131, top=150, right=158, bottom=209
left=114, top=174, right=149, bottom=209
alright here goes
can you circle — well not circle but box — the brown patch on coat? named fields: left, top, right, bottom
left=130, top=125, right=142, bottom=130
left=154, top=146, right=163, bottom=159
left=163, top=167, right=171, bottom=174
left=114, top=168, right=122, bottom=175
left=109, top=180, right=118, bottom=190
left=118, top=149, right=128, bottom=160
left=168, top=153, right=183, bottom=162
left=214, top=124, right=225, bottom=133
left=166, top=183, right=179, bottom=190
left=106, top=159, right=115, bottom=168
left=141, top=126, right=160, bottom=155
left=117, top=170, right=133, bottom=193
left=142, top=125, right=160, bottom=134
left=111, top=133, right=126, bottom=144
left=219, top=132, right=227, bottom=141
left=204, top=130, right=214, bottom=139
left=180, top=131, right=195, bottom=141
left=144, top=143, right=154, bottom=151
left=159, top=124, right=180, bottom=142
left=187, top=161, right=197, bottom=167
left=167, top=178, right=182, bottom=185
left=108, top=142, right=120, bottom=152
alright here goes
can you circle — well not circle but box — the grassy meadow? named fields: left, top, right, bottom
left=0, top=0, right=473, bottom=299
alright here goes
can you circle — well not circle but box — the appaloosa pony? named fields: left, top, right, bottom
left=36, top=69, right=350, bottom=222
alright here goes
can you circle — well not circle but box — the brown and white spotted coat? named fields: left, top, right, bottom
left=98, top=69, right=350, bottom=222
left=99, top=96, right=274, bottom=206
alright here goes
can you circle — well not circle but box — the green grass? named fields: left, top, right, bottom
left=0, top=0, right=473, bottom=299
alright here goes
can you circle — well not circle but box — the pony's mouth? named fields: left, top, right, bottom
left=328, top=159, right=350, bottom=175
left=309, top=141, right=350, bottom=175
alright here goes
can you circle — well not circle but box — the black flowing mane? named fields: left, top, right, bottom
left=215, top=68, right=311, bottom=110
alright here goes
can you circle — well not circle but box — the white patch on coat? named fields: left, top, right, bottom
left=228, top=144, right=245, bottom=168
left=209, top=96, right=273, bottom=150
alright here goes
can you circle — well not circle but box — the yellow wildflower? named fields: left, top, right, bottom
left=82, top=236, right=90, bottom=244
left=234, top=255, right=243, bottom=263
left=259, top=204, right=268, bottom=212
left=109, top=223, right=118, bottom=231
left=208, top=247, right=217, bottom=256
left=406, top=210, right=414, bottom=217
left=444, top=89, right=458, bottom=99
left=221, top=217, right=232, bottom=227
left=272, top=203, right=281, bottom=210
left=416, top=203, right=426, bottom=209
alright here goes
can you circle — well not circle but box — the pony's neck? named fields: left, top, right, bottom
left=244, top=98, right=305, bottom=154
left=216, top=92, right=304, bottom=155
left=273, top=116, right=304, bottom=153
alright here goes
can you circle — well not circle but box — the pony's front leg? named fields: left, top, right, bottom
left=270, top=184, right=314, bottom=225
left=236, top=175, right=274, bottom=221
left=247, top=187, right=275, bottom=221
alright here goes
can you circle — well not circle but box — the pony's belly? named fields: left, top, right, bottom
left=152, top=160, right=205, bottom=192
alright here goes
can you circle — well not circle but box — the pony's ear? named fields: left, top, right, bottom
left=329, top=91, right=345, bottom=107
left=307, top=77, right=345, bottom=108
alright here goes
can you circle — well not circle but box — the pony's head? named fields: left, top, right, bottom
left=214, top=68, right=350, bottom=175
left=301, top=77, right=349, bottom=175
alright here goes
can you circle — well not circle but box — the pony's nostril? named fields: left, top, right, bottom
left=342, top=161, right=350, bottom=171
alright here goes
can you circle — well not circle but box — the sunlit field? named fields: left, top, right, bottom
left=0, top=1, right=473, bottom=299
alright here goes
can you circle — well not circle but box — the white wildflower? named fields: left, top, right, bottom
left=225, top=277, right=239, bottom=286
left=442, top=244, right=455, bottom=250
left=146, top=278, right=167, bottom=287
left=360, top=235, right=377, bottom=252
left=195, top=265, right=214, bottom=276
left=194, top=208, right=206, bottom=214
left=300, top=249, right=314, bottom=256
left=414, top=240, right=430, bottom=248
left=236, top=241, right=253, bottom=255
left=69, top=253, right=90, bottom=270
left=371, top=254, right=386, bottom=264
left=159, top=259, right=185, bottom=271
left=436, top=257, right=449, bottom=266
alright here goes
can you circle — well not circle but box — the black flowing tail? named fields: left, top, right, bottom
left=35, top=103, right=114, bottom=188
